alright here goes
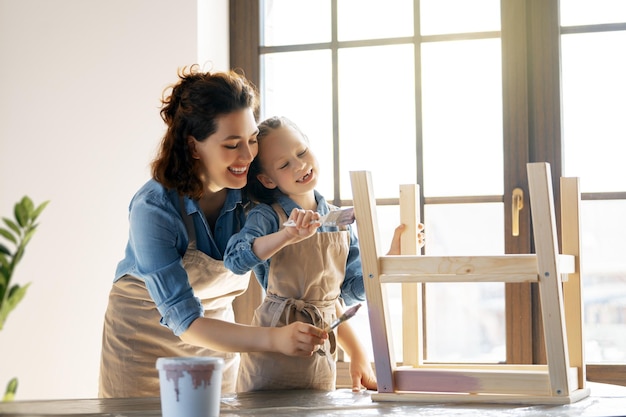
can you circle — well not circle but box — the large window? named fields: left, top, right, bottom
left=230, top=0, right=626, bottom=385
left=559, top=1, right=626, bottom=372
left=257, top=0, right=507, bottom=364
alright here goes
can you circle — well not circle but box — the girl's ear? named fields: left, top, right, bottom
left=187, top=136, right=200, bottom=159
left=257, top=173, right=277, bottom=189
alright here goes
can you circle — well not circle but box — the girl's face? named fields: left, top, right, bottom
left=188, top=108, right=259, bottom=192
left=257, top=126, right=319, bottom=199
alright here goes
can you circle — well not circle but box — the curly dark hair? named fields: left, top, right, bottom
left=244, top=116, right=309, bottom=205
left=151, top=65, right=259, bottom=199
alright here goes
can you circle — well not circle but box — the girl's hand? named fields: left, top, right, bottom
left=386, top=223, right=426, bottom=255
left=348, top=351, right=377, bottom=391
left=283, top=208, right=320, bottom=241
left=417, top=222, right=425, bottom=248
left=273, top=321, right=328, bottom=357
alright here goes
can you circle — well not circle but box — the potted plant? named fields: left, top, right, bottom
left=0, top=196, right=49, bottom=401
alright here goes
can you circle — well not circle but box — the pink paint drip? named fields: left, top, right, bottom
left=161, top=363, right=216, bottom=402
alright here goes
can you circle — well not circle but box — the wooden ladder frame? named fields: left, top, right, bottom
left=350, top=162, right=589, bottom=405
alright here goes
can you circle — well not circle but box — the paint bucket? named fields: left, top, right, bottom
left=156, top=356, right=224, bottom=417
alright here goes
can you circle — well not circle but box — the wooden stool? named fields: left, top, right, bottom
left=350, top=162, right=589, bottom=404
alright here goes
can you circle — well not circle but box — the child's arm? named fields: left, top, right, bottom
left=251, top=208, right=320, bottom=260
left=386, top=223, right=425, bottom=255
left=225, top=206, right=322, bottom=276
left=334, top=300, right=377, bottom=391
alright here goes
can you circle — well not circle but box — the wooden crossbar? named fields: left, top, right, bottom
left=379, top=254, right=575, bottom=283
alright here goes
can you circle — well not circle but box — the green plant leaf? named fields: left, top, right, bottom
left=0, top=283, right=30, bottom=331
left=0, top=243, right=10, bottom=257
left=14, top=201, right=29, bottom=228
left=20, top=196, right=35, bottom=216
left=12, top=246, right=25, bottom=266
left=0, top=266, right=7, bottom=306
left=0, top=195, right=47, bottom=370
left=0, top=228, right=16, bottom=245
left=0, top=257, right=10, bottom=284
left=2, top=377, right=18, bottom=402
left=21, top=227, right=37, bottom=248
left=32, top=201, right=50, bottom=222
left=2, top=218, right=20, bottom=236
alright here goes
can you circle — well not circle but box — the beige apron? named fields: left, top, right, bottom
left=99, top=203, right=250, bottom=398
left=237, top=204, right=350, bottom=392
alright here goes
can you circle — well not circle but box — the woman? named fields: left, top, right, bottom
left=98, top=66, right=326, bottom=398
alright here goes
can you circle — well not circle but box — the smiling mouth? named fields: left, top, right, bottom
left=297, top=169, right=313, bottom=183
left=229, top=166, right=248, bottom=175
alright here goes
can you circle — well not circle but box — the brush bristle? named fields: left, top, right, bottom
left=330, top=207, right=355, bottom=226
left=343, top=303, right=362, bottom=319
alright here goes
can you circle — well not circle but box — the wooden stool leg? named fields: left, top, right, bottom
left=351, top=170, right=396, bottom=392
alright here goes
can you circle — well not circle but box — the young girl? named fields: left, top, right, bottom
left=99, top=70, right=326, bottom=398
left=224, top=116, right=411, bottom=392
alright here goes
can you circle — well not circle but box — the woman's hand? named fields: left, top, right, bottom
left=272, top=321, right=328, bottom=357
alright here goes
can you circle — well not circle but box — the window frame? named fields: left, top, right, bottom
left=229, top=0, right=626, bottom=387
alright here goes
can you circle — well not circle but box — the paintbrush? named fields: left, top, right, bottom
left=283, top=207, right=355, bottom=228
left=324, top=303, right=362, bottom=332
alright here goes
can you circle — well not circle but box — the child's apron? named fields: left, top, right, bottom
left=99, top=202, right=250, bottom=398
left=237, top=204, right=350, bottom=392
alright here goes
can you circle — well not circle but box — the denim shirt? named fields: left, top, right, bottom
left=115, top=179, right=247, bottom=335
left=224, top=190, right=365, bottom=306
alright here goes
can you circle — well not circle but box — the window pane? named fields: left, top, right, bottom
left=337, top=0, right=413, bottom=41
left=338, top=44, right=417, bottom=200
left=561, top=31, right=626, bottom=192
left=425, top=282, right=505, bottom=362
left=424, top=203, right=505, bottom=362
left=422, top=39, right=503, bottom=197
left=420, top=0, right=500, bottom=36
left=346, top=203, right=507, bottom=364
left=262, top=0, right=331, bottom=46
left=560, top=0, right=626, bottom=26
left=581, top=200, right=626, bottom=363
left=261, top=51, right=335, bottom=196
left=424, top=203, right=504, bottom=255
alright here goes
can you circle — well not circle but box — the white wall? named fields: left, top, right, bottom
left=0, top=0, right=229, bottom=400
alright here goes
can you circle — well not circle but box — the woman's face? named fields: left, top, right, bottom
left=189, top=108, right=259, bottom=192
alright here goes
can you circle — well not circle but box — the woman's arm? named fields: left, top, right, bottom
left=181, top=316, right=328, bottom=357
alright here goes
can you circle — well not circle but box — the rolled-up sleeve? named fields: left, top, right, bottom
left=126, top=191, right=204, bottom=336
left=145, top=258, right=204, bottom=335
left=340, top=226, right=365, bottom=306
left=224, top=205, right=278, bottom=289
left=223, top=231, right=263, bottom=275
